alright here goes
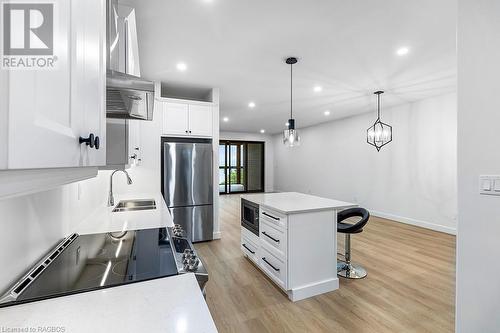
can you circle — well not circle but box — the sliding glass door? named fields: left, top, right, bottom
left=219, top=140, right=264, bottom=194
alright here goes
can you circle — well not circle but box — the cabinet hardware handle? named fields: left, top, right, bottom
left=127, top=95, right=142, bottom=101
left=262, top=212, right=280, bottom=221
left=242, top=244, right=255, bottom=254
left=262, top=257, right=280, bottom=272
left=94, top=136, right=100, bottom=150
left=262, top=231, right=280, bottom=243
left=79, top=133, right=100, bottom=150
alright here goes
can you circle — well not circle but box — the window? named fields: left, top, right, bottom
left=219, top=140, right=264, bottom=194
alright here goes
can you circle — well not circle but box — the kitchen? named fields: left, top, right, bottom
left=0, top=0, right=498, bottom=332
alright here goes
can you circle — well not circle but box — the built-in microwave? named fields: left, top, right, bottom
left=241, top=199, right=259, bottom=236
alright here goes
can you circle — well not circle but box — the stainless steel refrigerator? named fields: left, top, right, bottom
left=161, top=137, right=213, bottom=242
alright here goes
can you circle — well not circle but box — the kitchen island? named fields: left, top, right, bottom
left=240, top=192, right=356, bottom=301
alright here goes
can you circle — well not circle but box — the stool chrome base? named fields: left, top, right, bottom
left=337, top=261, right=367, bottom=279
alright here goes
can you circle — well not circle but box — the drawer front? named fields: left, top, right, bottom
left=241, top=226, right=259, bottom=245
left=260, top=220, right=287, bottom=259
left=259, top=246, right=287, bottom=289
left=260, top=207, right=287, bottom=230
left=241, top=235, right=259, bottom=263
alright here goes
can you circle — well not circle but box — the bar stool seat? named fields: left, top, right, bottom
left=337, top=207, right=370, bottom=279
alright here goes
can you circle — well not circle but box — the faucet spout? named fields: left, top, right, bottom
left=108, top=169, right=133, bottom=207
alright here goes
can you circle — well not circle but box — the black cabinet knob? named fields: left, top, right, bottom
left=79, top=133, right=100, bottom=150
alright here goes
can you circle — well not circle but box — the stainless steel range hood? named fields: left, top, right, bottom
left=106, top=0, right=154, bottom=120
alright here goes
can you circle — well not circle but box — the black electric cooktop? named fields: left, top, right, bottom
left=0, top=228, right=179, bottom=307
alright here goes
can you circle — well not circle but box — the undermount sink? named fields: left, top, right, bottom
left=112, top=199, right=156, bottom=212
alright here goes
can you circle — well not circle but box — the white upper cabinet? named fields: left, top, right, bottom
left=189, top=104, right=213, bottom=137
left=162, top=103, right=190, bottom=136
left=0, top=0, right=106, bottom=170
left=161, top=101, right=213, bottom=137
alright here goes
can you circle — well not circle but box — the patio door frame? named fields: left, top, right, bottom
left=219, top=140, right=265, bottom=195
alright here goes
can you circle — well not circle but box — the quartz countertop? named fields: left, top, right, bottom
left=76, top=192, right=173, bottom=235
left=241, top=192, right=356, bottom=214
left=0, top=274, right=218, bottom=333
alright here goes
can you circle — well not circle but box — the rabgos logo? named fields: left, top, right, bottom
left=1, top=1, right=57, bottom=69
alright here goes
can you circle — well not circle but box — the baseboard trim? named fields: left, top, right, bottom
left=287, top=278, right=339, bottom=302
left=213, top=231, right=222, bottom=240
left=369, top=209, right=457, bottom=235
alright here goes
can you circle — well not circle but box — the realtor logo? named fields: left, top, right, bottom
left=1, top=1, right=57, bottom=69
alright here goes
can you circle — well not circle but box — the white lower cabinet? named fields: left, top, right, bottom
left=241, top=236, right=259, bottom=264
left=260, top=220, right=287, bottom=259
left=259, top=245, right=287, bottom=289
left=240, top=204, right=339, bottom=302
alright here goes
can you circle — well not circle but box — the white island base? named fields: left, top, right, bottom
left=240, top=192, right=356, bottom=302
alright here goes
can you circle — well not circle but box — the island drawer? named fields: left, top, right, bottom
left=260, top=220, right=287, bottom=259
left=259, top=246, right=287, bottom=289
left=241, top=235, right=259, bottom=264
left=260, top=207, right=287, bottom=230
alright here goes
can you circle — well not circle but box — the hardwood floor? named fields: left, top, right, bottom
left=194, top=195, right=456, bottom=333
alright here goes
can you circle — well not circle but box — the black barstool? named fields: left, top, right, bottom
left=337, top=207, right=370, bottom=279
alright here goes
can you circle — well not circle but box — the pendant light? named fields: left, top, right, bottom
left=283, top=57, right=301, bottom=147
left=367, top=91, right=392, bottom=151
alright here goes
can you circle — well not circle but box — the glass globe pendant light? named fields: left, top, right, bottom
left=283, top=57, right=301, bottom=147
left=367, top=91, right=392, bottom=151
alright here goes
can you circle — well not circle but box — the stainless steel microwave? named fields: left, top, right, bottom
left=241, top=199, right=259, bottom=236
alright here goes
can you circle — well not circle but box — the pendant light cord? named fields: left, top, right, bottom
left=377, top=93, right=380, bottom=120
left=290, top=62, right=293, bottom=119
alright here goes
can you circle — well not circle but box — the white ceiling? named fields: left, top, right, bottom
left=128, top=0, right=457, bottom=134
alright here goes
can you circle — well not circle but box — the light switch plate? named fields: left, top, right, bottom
left=480, top=175, right=500, bottom=196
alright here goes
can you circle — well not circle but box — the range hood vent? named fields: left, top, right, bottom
left=106, top=0, right=154, bottom=120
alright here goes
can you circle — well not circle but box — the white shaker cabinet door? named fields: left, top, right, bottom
left=162, top=102, right=189, bottom=135
left=6, top=0, right=80, bottom=169
left=4, top=0, right=106, bottom=169
left=188, top=104, right=213, bottom=137
left=72, top=0, right=107, bottom=167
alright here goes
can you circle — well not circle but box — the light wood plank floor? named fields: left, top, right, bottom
left=194, top=195, right=456, bottom=333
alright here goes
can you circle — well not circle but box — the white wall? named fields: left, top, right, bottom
left=220, top=131, right=274, bottom=192
left=273, top=93, right=457, bottom=234
left=456, top=1, right=500, bottom=331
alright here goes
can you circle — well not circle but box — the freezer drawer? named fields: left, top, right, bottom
left=169, top=205, right=214, bottom=242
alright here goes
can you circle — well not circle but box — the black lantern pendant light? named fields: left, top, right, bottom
left=367, top=91, right=392, bottom=151
left=283, top=57, right=300, bottom=147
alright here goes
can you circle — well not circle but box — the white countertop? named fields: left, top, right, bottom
left=241, top=192, right=356, bottom=214
left=76, top=192, right=173, bottom=235
left=9, top=192, right=218, bottom=333
left=0, top=274, right=218, bottom=333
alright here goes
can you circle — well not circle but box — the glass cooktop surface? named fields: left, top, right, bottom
left=1, top=228, right=178, bottom=307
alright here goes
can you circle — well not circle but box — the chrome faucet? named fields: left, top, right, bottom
left=108, top=169, right=133, bottom=207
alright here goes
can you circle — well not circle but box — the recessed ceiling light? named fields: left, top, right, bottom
left=396, top=47, right=409, bottom=56
left=314, top=86, right=323, bottom=92
left=222, top=117, right=229, bottom=122
left=324, top=110, right=331, bottom=116
left=248, top=102, right=256, bottom=108
left=260, top=129, right=265, bottom=134
left=176, top=62, right=187, bottom=71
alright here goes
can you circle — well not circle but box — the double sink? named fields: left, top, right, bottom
left=112, top=199, right=157, bottom=212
